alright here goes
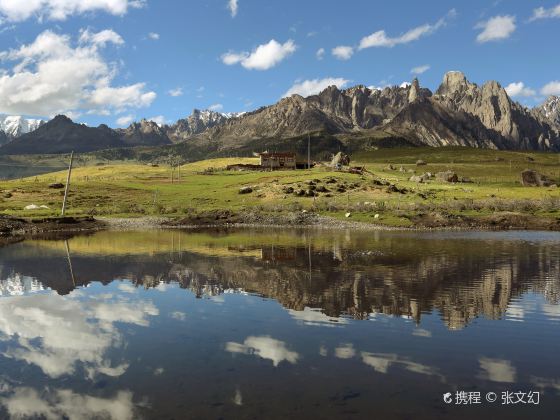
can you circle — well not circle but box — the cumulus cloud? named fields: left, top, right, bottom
left=331, top=45, right=354, bottom=60
left=530, top=4, right=560, bottom=21
left=541, top=81, right=560, bottom=96
left=476, top=15, right=516, bottom=43
left=208, top=103, right=224, bottom=111
left=228, top=0, right=238, bottom=18
left=316, top=47, right=325, bottom=60
left=116, top=114, right=135, bottom=126
left=147, top=32, right=160, bottom=40
left=504, top=82, right=536, bottom=98
left=0, top=0, right=144, bottom=22
left=168, top=87, right=183, bottom=97
left=411, top=64, right=430, bottom=75
left=283, top=77, right=350, bottom=98
left=359, top=10, right=455, bottom=49
left=0, top=29, right=156, bottom=117
left=221, top=39, right=296, bottom=70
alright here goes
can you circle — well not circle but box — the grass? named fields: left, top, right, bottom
left=0, top=147, right=558, bottom=227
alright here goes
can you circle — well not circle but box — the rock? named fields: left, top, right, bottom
left=409, top=175, right=424, bottom=183
left=3, top=192, right=12, bottom=198
left=282, top=186, right=294, bottom=194
left=385, top=164, right=396, bottom=170
left=316, top=185, right=328, bottom=192
left=239, top=186, right=253, bottom=194
left=330, top=152, right=350, bottom=167
left=416, top=160, right=427, bottom=166
left=305, top=189, right=316, bottom=197
left=460, top=177, right=473, bottom=183
left=345, top=212, right=351, bottom=218
left=24, top=204, right=40, bottom=210
left=374, top=214, right=380, bottom=219
left=48, top=183, right=65, bottom=189
left=294, top=189, right=306, bottom=196
left=521, top=169, right=553, bottom=187
left=436, top=171, right=459, bottom=183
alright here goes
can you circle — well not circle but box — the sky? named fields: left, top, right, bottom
left=0, top=0, right=559, bottom=127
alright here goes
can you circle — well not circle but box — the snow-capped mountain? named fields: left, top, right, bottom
left=535, top=96, right=560, bottom=127
left=0, top=115, right=45, bottom=139
left=165, top=109, right=244, bottom=142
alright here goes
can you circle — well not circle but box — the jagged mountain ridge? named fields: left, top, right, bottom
left=0, top=71, right=558, bottom=155
left=190, top=72, right=559, bottom=151
left=164, top=109, right=243, bottom=142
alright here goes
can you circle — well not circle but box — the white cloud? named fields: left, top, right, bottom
left=168, top=87, right=183, bottom=97
left=208, top=103, right=223, bottom=111
left=228, top=0, right=238, bottom=18
left=283, top=77, right=350, bottom=98
left=0, top=29, right=155, bottom=117
left=116, top=114, right=134, bottom=126
left=530, top=4, right=560, bottom=21
left=0, top=0, right=144, bottom=22
left=315, top=47, right=325, bottom=60
left=331, top=45, right=353, bottom=60
left=221, top=39, right=296, bottom=70
left=411, top=64, right=430, bottom=75
left=79, top=29, right=124, bottom=47
left=541, top=81, right=560, bottom=96
left=476, top=15, right=516, bottom=43
left=170, top=311, right=186, bottom=321
left=89, top=84, right=156, bottom=110
left=147, top=32, right=160, bottom=40
left=359, top=10, right=455, bottom=49
left=505, top=82, right=536, bottom=98
left=225, top=336, right=299, bottom=367
left=148, top=115, right=168, bottom=126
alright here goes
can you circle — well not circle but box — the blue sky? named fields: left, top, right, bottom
left=0, top=0, right=559, bottom=127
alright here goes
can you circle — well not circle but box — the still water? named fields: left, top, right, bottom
left=0, top=228, right=559, bottom=419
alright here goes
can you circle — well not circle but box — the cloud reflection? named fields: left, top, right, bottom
left=0, top=387, right=136, bottom=420
left=478, top=357, right=517, bottom=383
left=0, top=291, right=158, bottom=379
left=225, top=336, right=299, bottom=367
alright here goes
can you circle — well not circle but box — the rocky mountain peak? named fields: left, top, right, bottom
left=436, top=71, right=470, bottom=96
left=534, top=96, right=560, bottom=127
left=408, top=78, right=421, bottom=102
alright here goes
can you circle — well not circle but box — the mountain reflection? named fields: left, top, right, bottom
left=0, top=229, right=559, bottom=330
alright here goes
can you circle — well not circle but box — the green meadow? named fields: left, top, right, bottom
left=1, top=147, right=558, bottom=227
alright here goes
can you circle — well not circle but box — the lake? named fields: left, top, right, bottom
left=0, top=228, right=559, bottom=419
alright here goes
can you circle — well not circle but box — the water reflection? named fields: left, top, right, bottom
left=0, top=228, right=558, bottom=419
left=1, top=229, right=558, bottom=330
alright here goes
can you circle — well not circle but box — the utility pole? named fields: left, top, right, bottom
left=61, top=151, right=74, bottom=216
left=307, top=133, right=311, bottom=170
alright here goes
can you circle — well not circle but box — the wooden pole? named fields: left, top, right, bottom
left=61, top=151, right=74, bottom=216
left=307, top=133, right=311, bottom=170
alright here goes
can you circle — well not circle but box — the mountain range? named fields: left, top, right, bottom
left=0, top=71, right=559, bottom=156
left=0, top=115, right=45, bottom=145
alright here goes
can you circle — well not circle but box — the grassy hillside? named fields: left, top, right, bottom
left=0, top=147, right=558, bottom=228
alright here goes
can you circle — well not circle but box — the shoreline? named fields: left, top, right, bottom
left=1, top=210, right=560, bottom=245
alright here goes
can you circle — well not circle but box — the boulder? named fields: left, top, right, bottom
left=435, top=171, right=459, bottom=183
left=521, top=169, right=553, bottom=187
left=239, top=186, right=253, bottom=194
left=416, top=159, right=427, bottom=166
left=331, top=152, right=350, bottom=167
left=48, top=183, right=65, bottom=189
left=409, top=175, right=424, bottom=183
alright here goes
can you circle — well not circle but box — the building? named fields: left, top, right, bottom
left=258, top=152, right=296, bottom=170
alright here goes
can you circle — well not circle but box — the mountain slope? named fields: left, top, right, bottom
left=0, top=115, right=123, bottom=155
left=117, top=119, right=172, bottom=146
left=165, top=109, right=242, bottom=142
